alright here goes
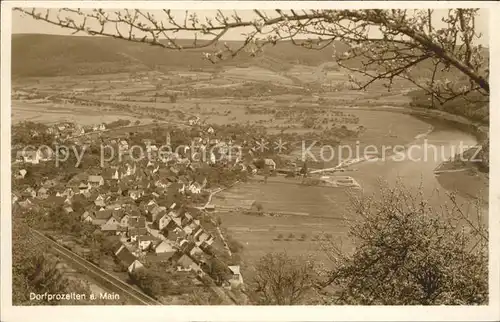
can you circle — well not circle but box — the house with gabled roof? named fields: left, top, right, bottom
left=78, top=182, right=90, bottom=193
left=114, top=244, right=143, bottom=273
left=92, top=209, right=113, bottom=226
left=16, top=150, right=41, bottom=164
left=128, top=259, right=145, bottom=273
left=119, top=140, right=129, bottom=152
left=167, top=209, right=180, bottom=218
left=137, top=235, right=158, bottom=251
left=188, top=182, right=203, bottom=194
left=176, top=254, right=201, bottom=272
left=73, top=127, right=85, bottom=136
left=58, top=187, right=76, bottom=198
left=146, top=144, right=158, bottom=154
left=88, top=175, right=104, bottom=187
left=183, top=225, right=195, bottom=235
left=103, top=213, right=120, bottom=227
left=171, top=216, right=183, bottom=228
left=128, top=190, right=143, bottom=201
left=188, top=218, right=201, bottom=231
left=156, top=212, right=172, bottom=231
left=111, top=167, right=122, bottom=180
left=165, top=225, right=186, bottom=244
left=228, top=265, right=244, bottom=287
left=101, top=222, right=119, bottom=233
left=36, top=187, right=49, bottom=200
left=119, top=213, right=130, bottom=227
left=145, top=251, right=176, bottom=264
left=128, top=208, right=141, bottom=218
left=94, top=194, right=106, bottom=207
left=181, top=212, right=194, bottom=227
left=189, top=246, right=204, bottom=258
left=128, top=228, right=148, bottom=241
left=15, top=169, right=27, bottom=179
left=195, top=230, right=210, bottom=246
left=22, top=187, right=36, bottom=199
left=128, top=216, right=146, bottom=229
left=264, top=158, right=277, bottom=170
left=12, top=192, right=21, bottom=204
left=142, top=138, right=153, bottom=146
left=204, top=234, right=215, bottom=246
left=81, top=211, right=95, bottom=223
left=124, top=163, right=137, bottom=177
left=247, top=163, right=258, bottom=174
left=145, top=197, right=158, bottom=208
left=150, top=205, right=167, bottom=223
left=112, top=209, right=125, bottom=220
left=154, top=239, right=176, bottom=254
left=188, top=115, right=200, bottom=126
left=18, top=198, right=33, bottom=209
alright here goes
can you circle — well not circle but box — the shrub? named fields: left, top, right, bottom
left=226, top=235, right=244, bottom=253
left=249, top=252, right=317, bottom=305
left=323, top=181, right=488, bottom=305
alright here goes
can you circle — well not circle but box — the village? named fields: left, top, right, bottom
left=10, top=116, right=286, bottom=302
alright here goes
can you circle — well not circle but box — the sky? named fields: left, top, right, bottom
left=12, top=8, right=490, bottom=46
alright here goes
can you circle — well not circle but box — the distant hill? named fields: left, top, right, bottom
left=13, top=34, right=488, bottom=82
left=12, top=34, right=342, bottom=78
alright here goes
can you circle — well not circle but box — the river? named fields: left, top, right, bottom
left=214, top=118, right=489, bottom=262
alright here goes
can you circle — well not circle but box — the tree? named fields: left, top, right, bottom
left=206, top=257, right=232, bottom=286
left=129, top=269, right=163, bottom=298
left=226, top=234, right=244, bottom=253
left=250, top=252, right=317, bottom=305
left=300, top=162, right=308, bottom=178
left=12, top=217, right=94, bottom=305
left=254, top=159, right=266, bottom=170
left=16, top=9, right=488, bottom=106
left=319, top=181, right=488, bottom=305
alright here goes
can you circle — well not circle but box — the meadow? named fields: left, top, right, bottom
left=11, top=101, right=154, bottom=125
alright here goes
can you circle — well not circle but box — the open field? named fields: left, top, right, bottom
left=213, top=178, right=360, bottom=264
left=218, top=210, right=353, bottom=264
left=11, top=100, right=156, bottom=125
left=214, top=180, right=353, bottom=216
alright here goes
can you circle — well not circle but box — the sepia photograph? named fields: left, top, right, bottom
left=1, top=1, right=499, bottom=321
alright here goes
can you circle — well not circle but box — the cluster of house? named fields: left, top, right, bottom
left=13, top=147, right=244, bottom=288
left=45, top=122, right=107, bottom=138
left=187, top=115, right=201, bottom=126
left=12, top=119, right=286, bottom=292
left=14, top=169, right=244, bottom=288
left=14, top=148, right=53, bottom=165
